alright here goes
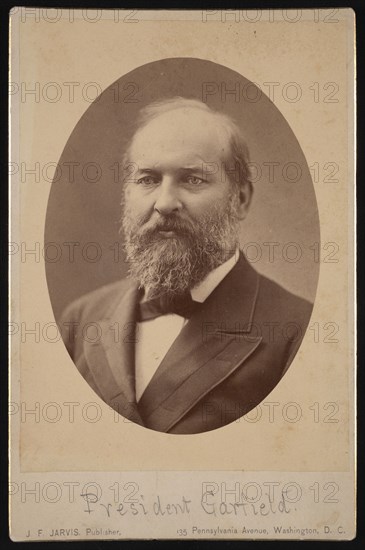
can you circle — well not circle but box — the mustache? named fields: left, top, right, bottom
left=134, top=214, right=197, bottom=237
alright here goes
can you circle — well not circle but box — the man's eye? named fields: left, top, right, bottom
left=137, top=176, right=158, bottom=186
left=186, top=175, right=204, bottom=186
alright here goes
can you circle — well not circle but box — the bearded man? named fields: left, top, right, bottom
left=59, top=97, right=313, bottom=434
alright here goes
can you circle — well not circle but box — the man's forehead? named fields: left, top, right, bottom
left=129, top=108, right=230, bottom=165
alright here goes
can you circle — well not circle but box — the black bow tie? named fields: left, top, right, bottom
left=137, top=292, right=200, bottom=322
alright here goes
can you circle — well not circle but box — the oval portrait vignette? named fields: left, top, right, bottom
left=44, top=57, right=320, bottom=435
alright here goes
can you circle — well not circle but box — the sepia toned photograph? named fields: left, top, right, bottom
left=9, top=7, right=355, bottom=541
left=46, top=58, right=319, bottom=433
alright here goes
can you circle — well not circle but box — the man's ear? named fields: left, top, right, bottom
left=237, top=182, right=253, bottom=220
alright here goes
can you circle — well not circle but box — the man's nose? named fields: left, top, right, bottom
left=153, top=179, right=182, bottom=215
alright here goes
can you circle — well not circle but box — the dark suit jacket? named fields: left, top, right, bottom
left=59, top=253, right=313, bottom=434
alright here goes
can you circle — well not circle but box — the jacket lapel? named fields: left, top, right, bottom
left=138, top=254, right=262, bottom=432
left=83, top=282, right=145, bottom=426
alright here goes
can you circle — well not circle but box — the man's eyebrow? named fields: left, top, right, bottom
left=179, top=166, right=204, bottom=173
left=135, top=168, right=160, bottom=173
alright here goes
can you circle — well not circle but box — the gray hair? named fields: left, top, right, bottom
left=123, top=96, right=252, bottom=194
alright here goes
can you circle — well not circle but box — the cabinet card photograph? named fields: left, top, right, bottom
left=9, top=8, right=356, bottom=541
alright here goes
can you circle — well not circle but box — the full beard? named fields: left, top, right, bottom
left=121, top=194, right=241, bottom=298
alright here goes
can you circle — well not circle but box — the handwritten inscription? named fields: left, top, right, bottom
left=80, top=488, right=294, bottom=519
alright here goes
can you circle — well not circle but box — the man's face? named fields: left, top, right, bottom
left=125, top=109, right=235, bottom=221
left=122, top=108, right=249, bottom=296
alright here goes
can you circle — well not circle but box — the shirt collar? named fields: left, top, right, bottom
left=191, top=248, right=240, bottom=303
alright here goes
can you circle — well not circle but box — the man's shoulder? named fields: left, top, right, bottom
left=235, top=253, right=313, bottom=322
left=256, top=272, right=314, bottom=323
left=59, top=278, right=133, bottom=324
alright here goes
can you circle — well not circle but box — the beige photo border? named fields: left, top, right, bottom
left=9, top=8, right=356, bottom=541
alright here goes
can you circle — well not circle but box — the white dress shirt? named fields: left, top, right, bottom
left=135, top=250, right=239, bottom=402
